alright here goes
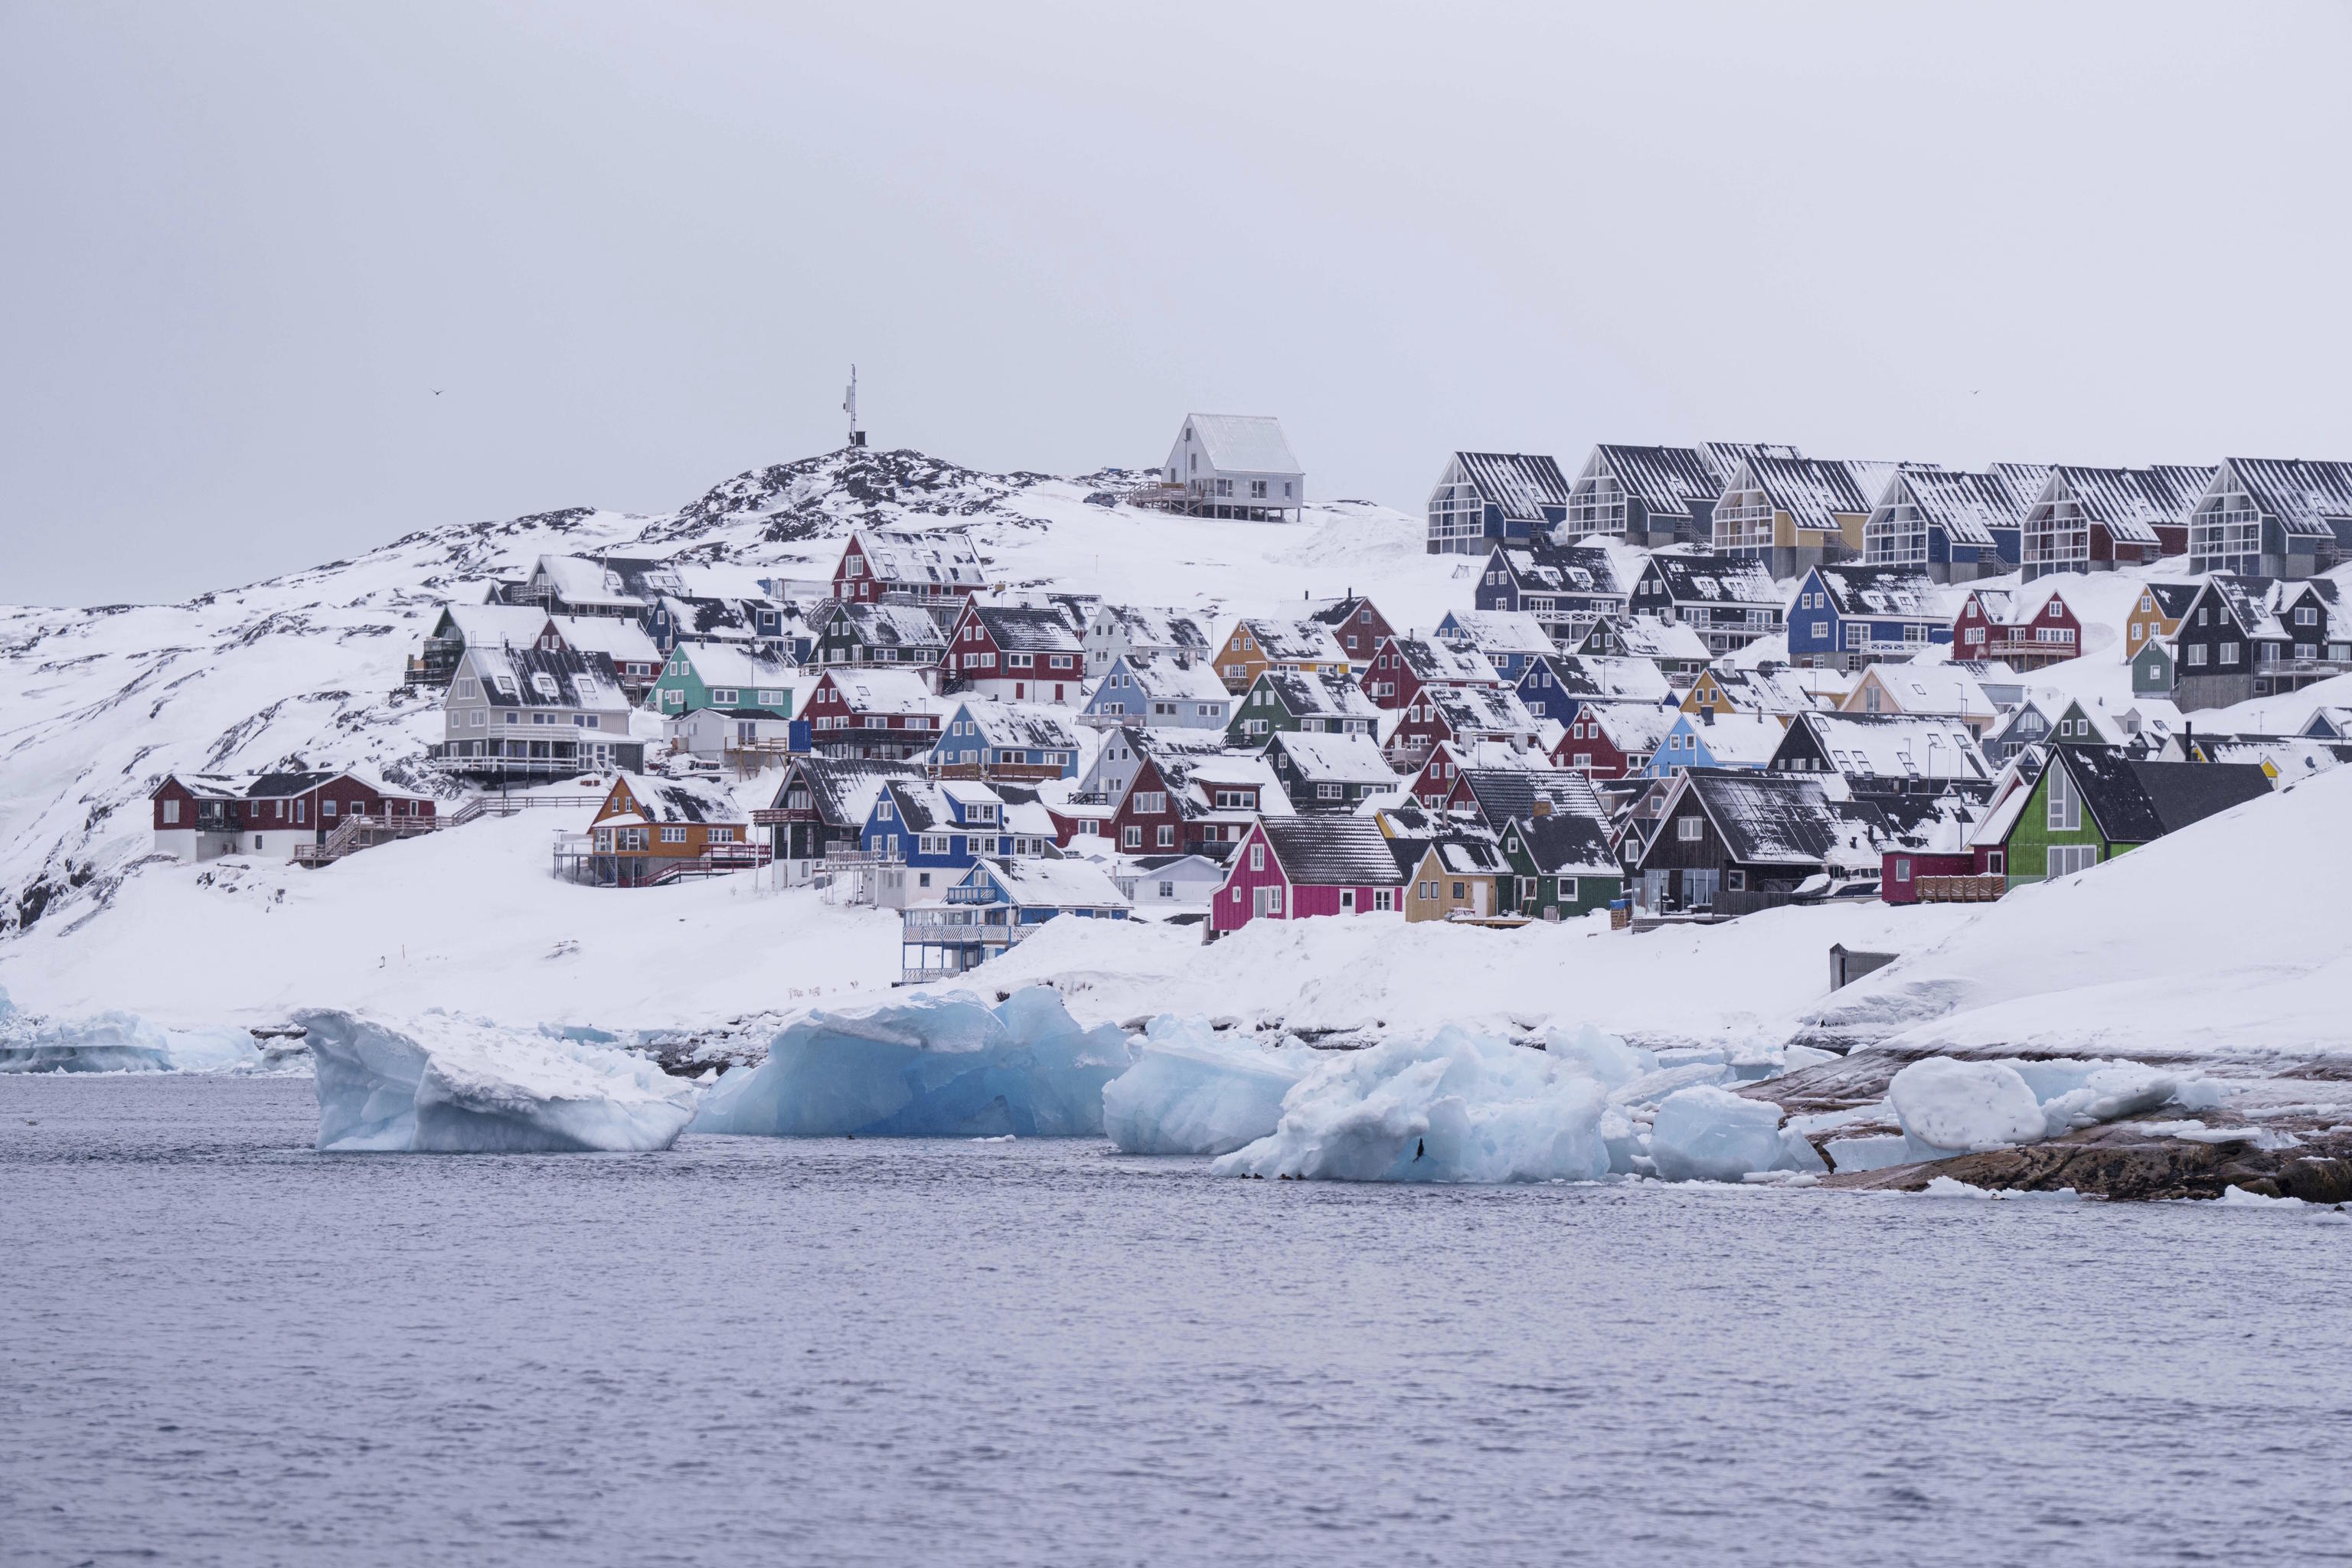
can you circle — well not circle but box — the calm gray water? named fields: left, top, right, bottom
left=3, top=1074, right=2347, bottom=1567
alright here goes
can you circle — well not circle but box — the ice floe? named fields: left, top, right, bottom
left=1102, top=1017, right=1314, bottom=1155
left=301, top=1010, right=698, bottom=1153
left=1648, top=1084, right=1822, bottom=1183
left=0, top=987, right=266, bottom=1074
left=691, top=986, right=1132, bottom=1139
left=1890, top=1054, right=2184, bottom=1157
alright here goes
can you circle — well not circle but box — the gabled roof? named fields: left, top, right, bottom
left=2033, top=466, right=2213, bottom=546
left=960, top=856, right=1129, bottom=910
left=1586, top=444, right=1723, bottom=521
left=1235, top=618, right=1349, bottom=665
left=1259, top=668, right=1382, bottom=720
left=1885, top=469, right=2030, bottom=548
left=823, top=601, right=948, bottom=652
left=1640, top=552, right=1782, bottom=607
left=671, top=642, right=796, bottom=689
left=1530, top=653, right=1673, bottom=705
left=534, top=554, right=645, bottom=609
left=1387, top=635, right=1501, bottom=686
left=462, top=645, right=629, bottom=712
left=549, top=614, right=662, bottom=665
left=433, top=603, right=554, bottom=650
left=1092, top=604, right=1211, bottom=654
left=246, top=769, right=344, bottom=799
left=2213, top=459, right=2352, bottom=542
left=972, top=603, right=1086, bottom=654
left=1851, top=662, right=1998, bottom=721
left=1811, top=564, right=1949, bottom=621
left=2126, top=757, right=2275, bottom=832
left=1504, top=812, right=1619, bottom=877
left=818, top=669, right=940, bottom=715
left=1592, top=616, right=1712, bottom=662
left=1307, top=594, right=1385, bottom=631
left=851, top=529, right=987, bottom=590
left=1726, top=451, right=1875, bottom=532
left=1436, top=609, right=1554, bottom=655
left=1672, top=769, right=1887, bottom=867
left=770, top=756, right=923, bottom=827
left=1425, top=684, right=1541, bottom=737
left=1097, top=652, right=1230, bottom=705
left=159, top=771, right=250, bottom=803
left=1790, top=710, right=1990, bottom=782
left=1180, top=414, right=1302, bottom=476
left=1256, top=815, right=1406, bottom=886
left=1671, top=712, right=1788, bottom=766
left=1459, top=766, right=1603, bottom=828
left=1421, top=830, right=1511, bottom=877
left=946, top=701, right=1080, bottom=751
left=1578, top=701, right=1681, bottom=753
left=600, top=772, right=743, bottom=828
left=1267, top=729, right=1399, bottom=785
left=1498, top=540, right=1622, bottom=596
left=1450, top=452, right=1572, bottom=521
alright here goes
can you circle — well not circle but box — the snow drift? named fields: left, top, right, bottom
left=1207, top=1027, right=1613, bottom=1184
left=691, top=986, right=1133, bottom=1139
left=0, top=987, right=263, bottom=1073
left=301, top=1010, right=699, bottom=1153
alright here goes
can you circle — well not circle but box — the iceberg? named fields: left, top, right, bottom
left=300, top=1011, right=698, bottom=1153
left=0, top=988, right=264, bottom=1074
left=1648, top=1084, right=1822, bottom=1183
left=1102, top=1017, right=1314, bottom=1155
left=1891, top=1054, right=2185, bottom=1157
left=691, top=986, right=1133, bottom=1139
left=1209, top=1027, right=1611, bottom=1184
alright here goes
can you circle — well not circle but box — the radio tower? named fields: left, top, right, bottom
left=843, top=365, right=866, bottom=449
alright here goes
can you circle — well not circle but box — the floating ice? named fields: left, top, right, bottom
left=1648, top=1084, right=1823, bottom=1183
left=2011, top=1059, right=2178, bottom=1136
left=1545, top=1024, right=1656, bottom=1092
left=1209, top=1027, right=1611, bottom=1184
left=0, top=989, right=264, bottom=1075
left=301, top=1011, right=698, bottom=1153
left=691, top=986, right=1132, bottom=1139
left=1889, top=1058, right=2047, bottom=1154
left=1102, top=1017, right=1313, bottom=1155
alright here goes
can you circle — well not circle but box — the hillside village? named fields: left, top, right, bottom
left=51, top=417, right=2352, bottom=988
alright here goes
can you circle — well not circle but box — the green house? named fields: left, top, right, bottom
left=1495, top=812, right=1623, bottom=920
left=1224, top=668, right=1381, bottom=746
left=2131, top=638, right=2175, bottom=697
left=645, top=644, right=798, bottom=720
left=1998, top=746, right=2272, bottom=886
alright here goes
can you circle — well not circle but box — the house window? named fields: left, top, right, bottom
left=1374, top=889, right=1393, bottom=911
left=2047, top=766, right=2079, bottom=831
left=1988, top=851, right=2005, bottom=874
left=1451, top=881, right=1466, bottom=900
left=2047, top=844, right=2099, bottom=877
left=2187, top=644, right=2207, bottom=668
left=1315, top=782, right=1341, bottom=800
left=2220, top=642, right=2240, bottom=666
left=1723, top=870, right=1744, bottom=892
left=1895, top=857, right=1912, bottom=884
left=1157, top=825, right=1174, bottom=848
left=162, top=799, right=180, bottom=825
left=1249, top=843, right=1264, bottom=871
left=1158, top=881, right=1175, bottom=899
left=1677, top=815, right=1703, bottom=841
left=1340, top=888, right=1354, bottom=909
left=660, top=825, right=687, bottom=844
left=1123, top=826, right=1142, bottom=848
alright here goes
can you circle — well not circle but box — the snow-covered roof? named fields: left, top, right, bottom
left=1672, top=770, right=1886, bottom=868
left=972, top=603, right=1085, bottom=655
left=1812, top=564, right=1950, bottom=622
left=1534, top=653, right=1673, bottom=705
left=824, top=601, right=949, bottom=652
left=852, top=530, right=988, bottom=590
left=1235, top=618, right=1349, bottom=665
left=1723, top=451, right=1876, bottom=533
left=1259, top=668, right=1382, bottom=720
left=1503, top=812, right=1619, bottom=877
left=2030, top=466, right=2212, bottom=547
left=1795, top=710, right=1991, bottom=782
left=1449, top=452, right=1572, bottom=522
left=1677, top=712, right=1789, bottom=765
left=1178, top=414, right=1302, bottom=477
left=533, top=554, right=645, bottom=609
left=948, top=701, right=1080, bottom=751
left=821, top=669, right=941, bottom=714
left=1579, top=701, right=1681, bottom=753
left=1850, top=662, right=1998, bottom=721
left=1435, top=609, right=1554, bottom=656
left=1640, top=553, right=1781, bottom=608
left=1256, top=816, right=1406, bottom=886
left=674, top=642, right=796, bottom=689
left=598, top=772, right=744, bottom=828
left=1427, top=684, right=1542, bottom=738
left=962, top=856, right=1129, bottom=910
left=1603, top=616, right=1712, bottom=662
left=1102, top=652, right=1229, bottom=705
left=1459, top=765, right=1604, bottom=827
left=433, top=603, right=552, bottom=651
left=769, top=756, right=922, bottom=827
left=462, top=645, right=630, bottom=713
left=1388, top=635, right=1501, bottom=686
left=1267, top=729, right=1399, bottom=785
left=1091, top=604, right=1211, bottom=655
left=1586, top=444, right=1723, bottom=520
left=548, top=615, right=662, bottom=665
left=1498, top=540, right=1622, bottom=596
left=1883, top=469, right=2030, bottom=549
left=2209, top=459, right=2352, bottom=543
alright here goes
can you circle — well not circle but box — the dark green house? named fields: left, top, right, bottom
left=1225, top=668, right=1381, bottom=746
left=1998, top=746, right=2272, bottom=885
left=1496, top=812, right=1622, bottom=920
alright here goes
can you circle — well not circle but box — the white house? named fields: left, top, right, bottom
left=1083, top=603, right=1213, bottom=677
left=1164, top=414, right=1305, bottom=521
left=439, top=645, right=640, bottom=776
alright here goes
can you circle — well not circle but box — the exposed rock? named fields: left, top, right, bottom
left=1827, top=1122, right=2352, bottom=1202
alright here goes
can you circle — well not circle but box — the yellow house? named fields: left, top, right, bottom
left=1214, top=617, right=1351, bottom=694
left=1710, top=450, right=1880, bottom=578
left=1404, top=837, right=1507, bottom=922
left=2125, top=582, right=2198, bottom=657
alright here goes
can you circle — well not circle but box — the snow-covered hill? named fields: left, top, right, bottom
left=0, top=446, right=1446, bottom=942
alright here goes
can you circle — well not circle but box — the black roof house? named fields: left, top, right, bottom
left=2051, top=747, right=2273, bottom=846
left=1566, top=444, right=1728, bottom=546
left=1257, top=817, right=1408, bottom=887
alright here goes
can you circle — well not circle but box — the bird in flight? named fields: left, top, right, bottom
left=431, top=389, right=444, bottom=397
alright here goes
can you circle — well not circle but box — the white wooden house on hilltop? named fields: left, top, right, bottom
left=1162, top=415, right=1305, bottom=521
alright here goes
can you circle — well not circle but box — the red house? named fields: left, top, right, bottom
left=831, top=530, right=987, bottom=606
left=939, top=601, right=1085, bottom=704
left=1210, top=817, right=1406, bottom=936
left=1357, top=634, right=1501, bottom=710
left=1384, top=683, right=1543, bottom=768
left=1952, top=585, right=2085, bottom=671
left=152, top=768, right=436, bottom=862
left=1881, top=847, right=1978, bottom=904
left=1549, top=701, right=1678, bottom=780
left=1107, top=753, right=1279, bottom=854
left=1309, top=594, right=1396, bottom=662
left=802, top=670, right=942, bottom=760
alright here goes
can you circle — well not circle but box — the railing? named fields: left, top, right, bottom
left=1916, top=874, right=2006, bottom=903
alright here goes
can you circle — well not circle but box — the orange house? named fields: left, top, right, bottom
left=1213, top=617, right=1352, bottom=694
left=573, top=773, right=762, bottom=886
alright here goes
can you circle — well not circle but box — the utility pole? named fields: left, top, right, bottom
left=844, top=366, right=866, bottom=449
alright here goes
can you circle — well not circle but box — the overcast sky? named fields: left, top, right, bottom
left=5, top=2, right=2350, bottom=605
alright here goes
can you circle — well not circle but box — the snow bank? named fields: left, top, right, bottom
left=301, top=1011, right=698, bottom=1153
left=1207, top=1027, right=1612, bottom=1183
left=691, top=986, right=1132, bottom=1139
left=0, top=988, right=264, bottom=1074
left=1101, top=1017, right=1315, bottom=1155
left=1890, top=1054, right=2182, bottom=1156
left=1649, top=1084, right=1821, bottom=1182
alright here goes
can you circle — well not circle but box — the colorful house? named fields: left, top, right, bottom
left=1212, top=617, right=1351, bottom=694
left=1308, top=594, right=1395, bottom=662
left=2018, top=466, right=2210, bottom=580
left=1708, top=449, right=1879, bottom=578
left=1514, top=652, right=1672, bottom=725
left=832, top=529, right=987, bottom=605
left=1424, top=451, right=1572, bottom=555
left=940, top=601, right=1086, bottom=704
left=808, top=600, right=949, bottom=682
left=930, top=701, right=1082, bottom=783
left=1226, top=668, right=1381, bottom=746
left=2125, top=581, right=2200, bottom=657
left=1430, top=609, right=1555, bottom=683
left=1403, top=831, right=1511, bottom=920
left=570, top=773, right=758, bottom=887
left=1472, top=539, right=1626, bottom=638
left=1358, top=633, right=1501, bottom=710
left=1080, top=652, right=1231, bottom=730
left=1642, top=712, right=1788, bottom=777
left=756, top=756, right=921, bottom=882
left=1561, top=443, right=1725, bottom=547
left=1623, top=553, right=1785, bottom=655
left=1983, top=746, right=2272, bottom=886
left=900, top=858, right=1130, bottom=983
left=1551, top=701, right=1677, bottom=779
left=1786, top=564, right=1953, bottom=671
left=801, top=670, right=945, bottom=761
left=1860, top=467, right=2028, bottom=583
left=1210, top=817, right=1406, bottom=935
left=2184, top=458, right=2352, bottom=578
left=1496, top=812, right=1624, bottom=920
left=1261, top=730, right=1400, bottom=812
left=1083, top=603, right=1212, bottom=678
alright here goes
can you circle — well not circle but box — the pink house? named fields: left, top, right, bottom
left=1210, top=816, right=1406, bottom=936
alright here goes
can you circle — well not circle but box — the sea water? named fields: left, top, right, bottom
left=3, top=1073, right=2344, bottom=1566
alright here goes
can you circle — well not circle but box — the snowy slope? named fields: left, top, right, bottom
left=0, top=446, right=1445, bottom=942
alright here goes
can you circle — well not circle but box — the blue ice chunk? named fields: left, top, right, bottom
left=1102, top=1016, right=1314, bottom=1155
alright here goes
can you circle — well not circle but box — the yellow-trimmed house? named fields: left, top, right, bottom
left=1213, top=617, right=1352, bottom=694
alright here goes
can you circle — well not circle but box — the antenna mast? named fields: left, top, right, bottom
left=843, top=366, right=865, bottom=449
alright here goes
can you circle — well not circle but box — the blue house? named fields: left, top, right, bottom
left=900, top=858, right=1130, bottom=982
left=1432, top=609, right=1556, bottom=684
left=929, top=700, right=1081, bottom=782
left=1860, top=469, right=2028, bottom=585
left=1472, top=539, right=1625, bottom=632
left=1514, top=652, right=1674, bottom=727
left=1425, top=452, right=1573, bottom=555
left=1639, top=712, right=1789, bottom=778
left=860, top=779, right=1036, bottom=906
left=1788, top=564, right=1952, bottom=672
